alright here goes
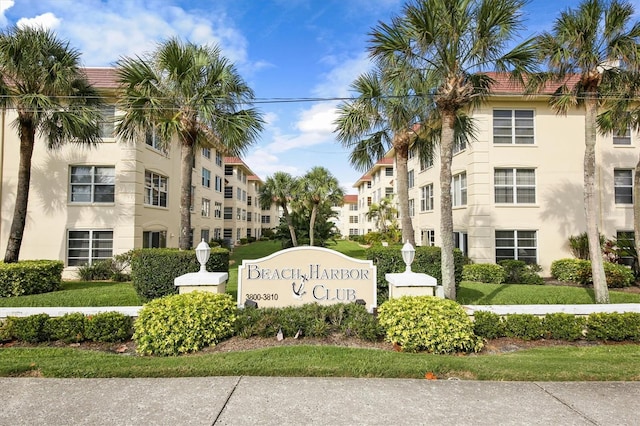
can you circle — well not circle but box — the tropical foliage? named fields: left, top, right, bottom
left=116, top=38, right=263, bottom=249
left=0, top=26, right=104, bottom=262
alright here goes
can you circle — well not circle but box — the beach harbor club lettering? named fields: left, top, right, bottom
left=246, top=264, right=370, bottom=281
left=238, top=246, right=377, bottom=312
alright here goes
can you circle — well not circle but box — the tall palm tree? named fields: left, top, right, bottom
left=0, top=26, right=104, bottom=263
left=334, top=67, right=424, bottom=246
left=300, top=167, right=345, bottom=246
left=533, top=0, right=640, bottom=303
left=116, top=38, right=263, bottom=250
left=259, top=171, right=300, bottom=247
left=369, top=0, right=536, bottom=300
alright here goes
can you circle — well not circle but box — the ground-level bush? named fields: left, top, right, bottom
left=377, top=296, right=482, bottom=354
left=585, top=312, right=640, bottom=341
left=542, top=313, right=585, bottom=341
left=472, top=311, right=504, bottom=339
left=551, top=258, right=634, bottom=288
left=0, top=260, right=63, bottom=297
left=85, top=312, right=133, bottom=342
left=503, top=314, right=544, bottom=340
left=498, top=260, right=544, bottom=285
left=462, top=264, right=507, bottom=284
left=130, top=248, right=229, bottom=301
left=134, top=292, right=236, bottom=356
left=234, top=302, right=381, bottom=341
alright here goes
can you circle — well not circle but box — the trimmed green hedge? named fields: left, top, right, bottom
left=130, top=248, right=229, bottom=301
left=0, top=260, right=63, bottom=297
left=462, top=264, right=507, bottom=284
left=367, top=246, right=464, bottom=304
left=0, top=311, right=133, bottom=343
left=550, top=258, right=634, bottom=288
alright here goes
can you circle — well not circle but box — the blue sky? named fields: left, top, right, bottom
left=1, top=0, right=636, bottom=194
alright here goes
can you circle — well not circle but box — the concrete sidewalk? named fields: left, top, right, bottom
left=1, top=377, right=638, bottom=425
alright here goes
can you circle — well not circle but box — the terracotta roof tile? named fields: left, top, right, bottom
left=343, top=194, right=358, bottom=204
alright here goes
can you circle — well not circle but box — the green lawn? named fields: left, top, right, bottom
left=1, top=344, right=638, bottom=380
left=0, top=281, right=141, bottom=307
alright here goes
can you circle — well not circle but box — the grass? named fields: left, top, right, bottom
left=1, top=344, right=638, bottom=380
left=458, top=281, right=640, bottom=304
left=0, top=281, right=141, bottom=307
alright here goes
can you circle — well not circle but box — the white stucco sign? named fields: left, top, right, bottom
left=238, top=246, right=377, bottom=312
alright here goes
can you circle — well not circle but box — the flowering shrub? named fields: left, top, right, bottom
left=134, top=292, right=236, bottom=356
left=377, top=296, right=482, bottom=354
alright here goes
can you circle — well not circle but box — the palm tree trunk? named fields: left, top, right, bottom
left=4, top=123, right=36, bottom=263
left=584, top=98, right=609, bottom=303
left=179, top=143, right=194, bottom=250
left=440, top=109, right=456, bottom=300
left=282, top=207, right=298, bottom=247
left=309, top=204, right=317, bottom=246
left=395, top=133, right=415, bottom=246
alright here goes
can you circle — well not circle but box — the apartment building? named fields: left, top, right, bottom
left=351, top=157, right=396, bottom=236
left=401, top=74, right=637, bottom=275
left=331, top=194, right=358, bottom=238
left=0, top=67, right=273, bottom=278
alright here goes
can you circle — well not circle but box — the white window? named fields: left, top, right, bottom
left=495, top=230, right=537, bottom=264
left=214, top=201, right=222, bottom=218
left=349, top=216, right=358, bottom=224
left=67, top=230, right=113, bottom=266
left=349, top=228, right=359, bottom=236
left=385, top=167, right=393, bottom=176
left=200, top=229, right=210, bottom=243
left=408, top=198, right=415, bottom=217
left=215, top=176, right=223, bottom=192
left=215, top=151, right=223, bottom=167
left=223, top=228, right=233, bottom=239
left=261, top=215, right=271, bottom=224
left=225, top=165, right=233, bottom=176
left=408, top=169, right=414, bottom=189
left=202, top=168, right=211, bottom=188
left=453, top=138, right=466, bottom=154
left=454, top=231, right=468, bottom=257
left=144, top=171, right=167, bottom=207
left=423, top=229, right=435, bottom=246
left=349, top=204, right=358, bottom=211
left=145, top=128, right=164, bottom=151
left=70, top=166, right=115, bottom=203
left=614, top=169, right=633, bottom=204
left=214, top=228, right=221, bottom=239
left=202, top=198, right=211, bottom=217
left=420, top=155, right=433, bottom=171
left=98, top=105, right=115, bottom=139
left=452, top=172, right=467, bottom=207
left=190, top=186, right=195, bottom=212
left=143, top=230, right=166, bottom=248
left=493, top=109, right=534, bottom=144
left=202, top=148, right=211, bottom=159
left=613, top=124, right=631, bottom=145
left=494, top=168, right=536, bottom=204
left=420, top=184, right=434, bottom=212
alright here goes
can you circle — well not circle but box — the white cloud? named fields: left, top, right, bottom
left=16, top=12, right=60, bottom=29
left=0, top=0, right=14, bottom=26
left=296, top=102, right=338, bottom=134
left=313, top=52, right=372, bottom=98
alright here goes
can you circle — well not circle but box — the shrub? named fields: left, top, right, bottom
left=550, top=258, right=591, bottom=283
left=0, top=260, right=63, bottom=297
left=130, top=248, right=229, bottom=301
left=542, top=313, right=585, bottom=341
left=550, top=258, right=634, bottom=288
left=367, top=246, right=464, bottom=305
left=377, top=296, right=482, bottom=354
left=4, top=314, right=51, bottom=343
left=46, top=313, right=87, bottom=343
left=233, top=303, right=382, bottom=341
left=134, top=292, right=236, bottom=356
left=503, top=314, right=543, bottom=340
left=498, top=260, right=544, bottom=285
left=77, top=259, right=115, bottom=281
left=568, top=232, right=605, bottom=260
left=586, top=312, right=640, bottom=342
left=603, top=262, right=634, bottom=288
left=85, top=312, right=132, bottom=342
left=472, top=311, right=504, bottom=339
left=462, top=264, right=507, bottom=284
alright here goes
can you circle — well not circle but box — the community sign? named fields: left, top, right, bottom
left=237, top=246, right=377, bottom=312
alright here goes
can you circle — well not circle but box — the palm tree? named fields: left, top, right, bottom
left=369, top=0, right=536, bottom=300
left=259, top=171, right=300, bottom=247
left=533, top=0, right=640, bottom=303
left=367, top=196, right=398, bottom=235
left=0, top=26, right=104, bottom=263
left=334, top=67, right=423, bottom=246
left=116, top=38, right=263, bottom=250
left=300, top=167, right=345, bottom=246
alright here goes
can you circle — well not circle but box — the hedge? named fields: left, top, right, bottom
left=550, top=258, right=634, bottom=288
left=367, top=246, right=464, bottom=304
left=0, top=260, right=63, bottom=297
left=130, top=248, right=229, bottom=301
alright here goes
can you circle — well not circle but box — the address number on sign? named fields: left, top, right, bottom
left=245, top=293, right=279, bottom=301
